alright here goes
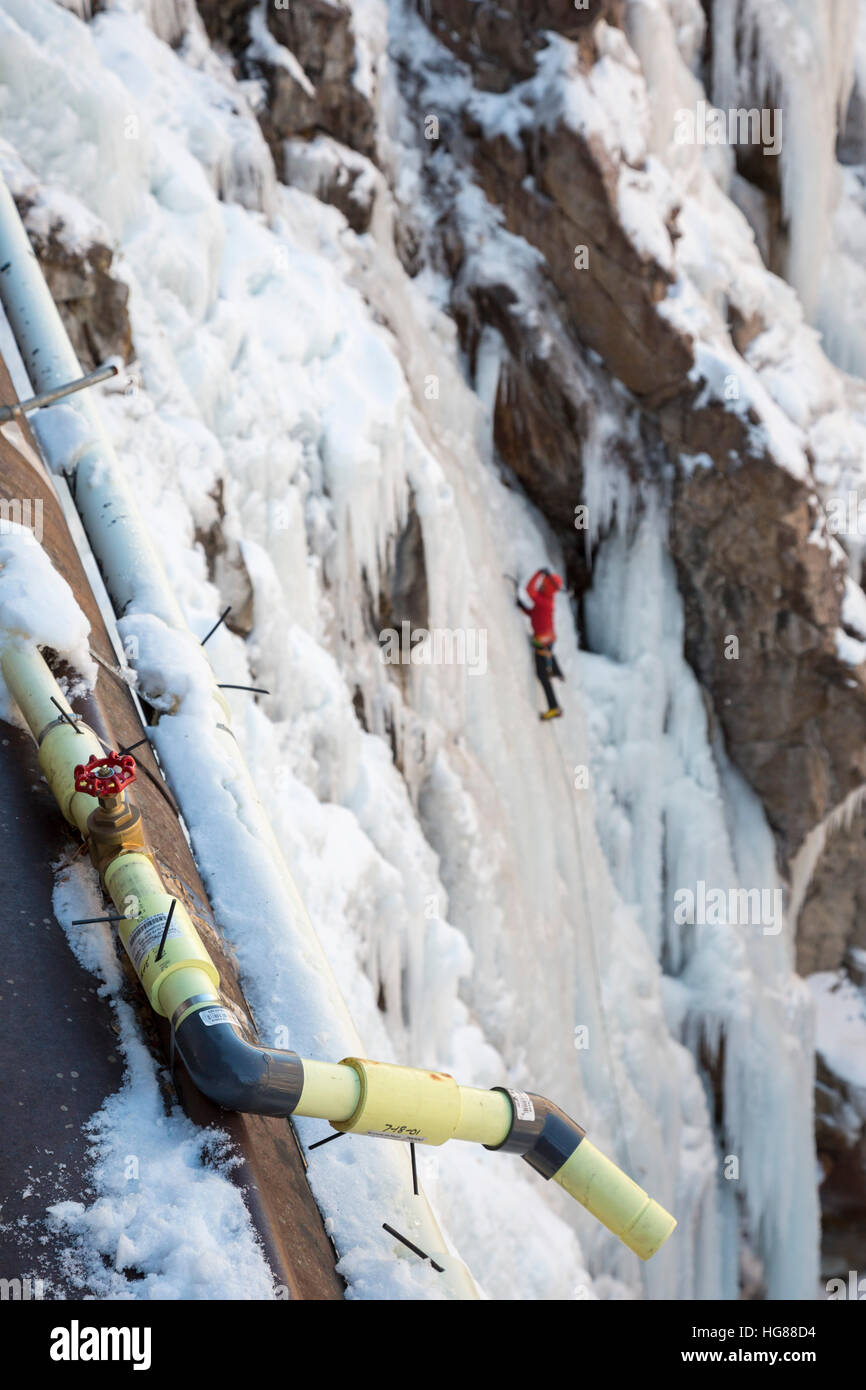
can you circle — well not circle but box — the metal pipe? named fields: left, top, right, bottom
left=0, top=179, right=180, bottom=624
left=0, top=363, right=119, bottom=423
left=0, top=172, right=372, bottom=1070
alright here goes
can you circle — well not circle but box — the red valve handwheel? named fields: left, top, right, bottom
left=74, top=751, right=137, bottom=799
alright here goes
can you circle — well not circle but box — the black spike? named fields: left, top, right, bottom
left=154, top=898, right=177, bottom=962
left=382, top=1223, right=444, bottom=1273
left=50, top=695, right=82, bottom=733
left=309, top=1130, right=347, bottom=1151
left=118, top=737, right=149, bottom=757
left=201, top=606, right=232, bottom=647
left=410, top=1142, right=419, bottom=1196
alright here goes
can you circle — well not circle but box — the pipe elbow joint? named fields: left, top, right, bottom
left=174, top=1009, right=305, bottom=1118
left=485, top=1087, right=676, bottom=1261
left=485, top=1088, right=585, bottom=1177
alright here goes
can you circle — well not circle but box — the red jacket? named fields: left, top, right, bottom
left=524, top=569, right=562, bottom=643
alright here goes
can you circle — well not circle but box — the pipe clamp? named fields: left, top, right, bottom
left=170, top=992, right=222, bottom=1033
left=36, top=713, right=89, bottom=745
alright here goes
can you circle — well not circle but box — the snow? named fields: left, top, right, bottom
left=0, top=0, right=856, bottom=1303
left=710, top=2, right=858, bottom=316
left=0, top=524, right=96, bottom=720
left=48, top=861, right=279, bottom=1299
left=283, top=135, right=378, bottom=219
left=842, top=575, right=866, bottom=638
left=0, top=133, right=109, bottom=253
left=699, top=0, right=866, bottom=382
left=580, top=497, right=818, bottom=1297
left=687, top=341, right=805, bottom=477
left=627, top=2, right=866, bottom=557
left=808, top=971, right=866, bottom=1095
left=835, top=627, right=866, bottom=667
left=462, top=25, right=677, bottom=274
left=247, top=4, right=314, bottom=99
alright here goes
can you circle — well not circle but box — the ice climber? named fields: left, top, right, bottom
left=515, top=568, right=565, bottom=720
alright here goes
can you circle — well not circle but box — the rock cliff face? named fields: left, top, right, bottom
left=32, top=0, right=866, bottom=1287
left=180, top=0, right=866, bottom=1283
left=386, top=0, right=866, bottom=1270
left=666, top=416, right=866, bottom=865
left=394, top=0, right=866, bottom=939
left=264, top=1, right=377, bottom=158
left=197, top=0, right=379, bottom=227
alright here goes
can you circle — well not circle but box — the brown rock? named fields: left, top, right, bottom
left=663, top=398, right=866, bottom=862
left=12, top=196, right=132, bottom=372
left=471, top=119, right=693, bottom=399
left=194, top=480, right=255, bottom=637
left=422, top=0, right=623, bottom=90
left=198, top=0, right=377, bottom=174
left=284, top=137, right=378, bottom=233
left=195, top=0, right=258, bottom=55
left=798, top=822, right=866, bottom=975
left=265, top=0, right=377, bottom=158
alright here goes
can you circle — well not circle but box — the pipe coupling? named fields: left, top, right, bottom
left=332, top=1058, right=461, bottom=1145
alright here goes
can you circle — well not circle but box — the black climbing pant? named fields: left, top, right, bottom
left=534, top=646, right=559, bottom=711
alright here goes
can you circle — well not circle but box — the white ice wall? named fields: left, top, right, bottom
left=0, top=0, right=830, bottom=1299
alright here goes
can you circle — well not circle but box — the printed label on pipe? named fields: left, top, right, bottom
left=198, top=1007, right=240, bottom=1028
left=506, top=1090, right=535, bottom=1123
left=127, top=914, right=182, bottom=971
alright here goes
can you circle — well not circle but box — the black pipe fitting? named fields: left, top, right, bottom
left=485, top=1088, right=585, bottom=1179
left=174, top=1008, right=305, bottom=1117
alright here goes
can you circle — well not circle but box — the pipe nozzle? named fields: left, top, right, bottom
left=553, top=1138, right=677, bottom=1260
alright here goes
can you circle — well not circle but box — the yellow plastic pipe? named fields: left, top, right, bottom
left=324, top=1057, right=512, bottom=1147
left=103, top=852, right=219, bottom=1014
left=553, top=1139, right=678, bottom=1261
left=300, top=1061, right=676, bottom=1259
left=297, top=1059, right=361, bottom=1122
left=1, top=643, right=105, bottom=832
left=4, top=638, right=677, bottom=1264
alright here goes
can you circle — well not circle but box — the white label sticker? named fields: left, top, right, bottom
left=366, top=1129, right=426, bottom=1143
left=126, top=914, right=182, bottom=971
left=508, top=1090, right=535, bottom=1123
left=198, top=1007, right=239, bottom=1028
